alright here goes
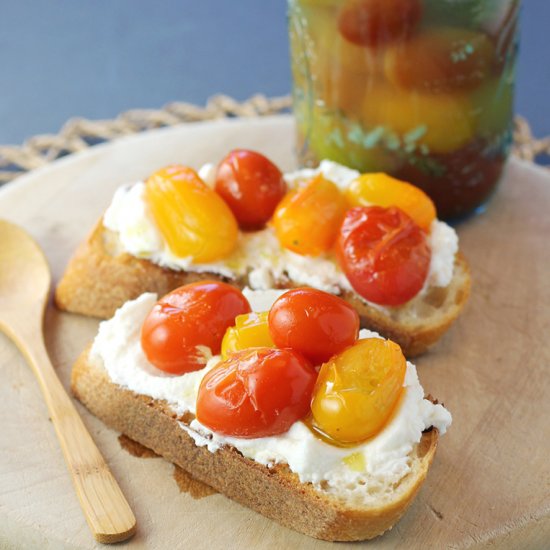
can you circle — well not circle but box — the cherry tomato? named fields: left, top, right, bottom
left=215, top=149, right=286, bottom=230
left=311, top=338, right=406, bottom=444
left=337, top=206, right=431, bottom=306
left=272, top=174, right=348, bottom=256
left=304, top=7, right=378, bottom=114
left=384, top=28, right=495, bottom=93
left=268, top=288, right=359, bottom=366
left=196, top=348, right=316, bottom=438
left=338, top=0, right=422, bottom=48
left=146, top=165, right=238, bottom=262
left=346, top=173, right=436, bottom=231
left=221, top=311, right=274, bottom=357
left=141, top=281, right=251, bottom=375
left=317, top=54, right=370, bottom=115
left=360, top=85, right=474, bottom=154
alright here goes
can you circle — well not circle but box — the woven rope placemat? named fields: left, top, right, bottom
left=0, top=94, right=548, bottom=185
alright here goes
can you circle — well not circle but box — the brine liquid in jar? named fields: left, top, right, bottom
left=288, top=0, right=519, bottom=219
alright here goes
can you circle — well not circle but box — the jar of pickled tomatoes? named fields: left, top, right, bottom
left=288, top=0, right=519, bottom=219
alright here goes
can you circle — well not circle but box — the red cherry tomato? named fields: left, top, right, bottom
left=268, top=288, right=359, bottom=366
left=196, top=348, right=316, bottom=438
left=141, top=281, right=251, bottom=375
left=215, top=149, right=287, bottom=230
left=337, top=206, right=431, bottom=306
left=384, top=28, right=495, bottom=93
left=338, top=0, right=422, bottom=48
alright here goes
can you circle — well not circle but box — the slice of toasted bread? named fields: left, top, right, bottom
left=55, top=219, right=470, bottom=356
left=72, top=345, right=439, bottom=542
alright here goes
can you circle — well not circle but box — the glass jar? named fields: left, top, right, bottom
left=289, top=0, right=519, bottom=219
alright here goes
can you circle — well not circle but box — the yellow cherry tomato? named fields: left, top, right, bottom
left=304, top=7, right=379, bottom=114
left=145, top=165, right=238, bottom=263
left=316, top=56, right=369, bottom=115
left=361, top=85, right=475, bottom=154
left=311, top=338, right=406, bottom=444
left=221, top=311, right=274, bottom=357
left=346, top=173, right=436, bottom=230
left=298, top=1, right=380, bottom=75
left=273, top=174, right=348, bottom=256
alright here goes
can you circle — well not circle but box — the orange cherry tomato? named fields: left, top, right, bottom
left=311, top=338, right=406, bottom=444
left=346, top=173, right=436, bottom=231
left=146, top=165, right=238, bottom=263
left=337, top=206, right=431, bottom=306
left=196, top=348, right=316, bottom=438
left=272, top=174, right=348, bottom=256
left=141, top=282, right=251, bottom=375
left=384, top=27, right=495, bottom=93
left=338, top=0, right=422, bottom=48
left=268, top=288, right=359, bottom=366
left=215, top=149, right=287, bottom=230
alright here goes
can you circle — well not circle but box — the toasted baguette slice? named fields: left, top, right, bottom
left=56, top=219, right=471, bottom=356
left=72, top=345, right=439, bottom=542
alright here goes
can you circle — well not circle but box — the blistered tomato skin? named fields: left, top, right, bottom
left=146, top=165, right=238, bottom=263
left=311, top=338, right=407, bottom=444
left=215, top=149, right=286, bottom=230
left=221, top=311, right=274, bottom=357
left=337, top=206, right=431, bottom=306
left=268, top=288, right=359, bottom=366
left=338, top=0, right=422, bottom=48
left=141, top=281, right=251, bottom=375
left=196, top=348, right=317, bottom=438
left=273, top=174, right=348, bottom=256
left=346, top=173, right=436, bottom=231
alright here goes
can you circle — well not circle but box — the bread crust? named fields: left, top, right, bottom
left=56, top=219, right=470, bottom=356
left=72, top=346, right=439, bottom=541
left=341, top=252, right=471, bottom=356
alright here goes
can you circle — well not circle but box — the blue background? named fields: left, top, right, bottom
left=0, top=1, right=548, bottom=148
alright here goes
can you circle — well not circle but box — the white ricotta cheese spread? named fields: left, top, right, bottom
left=102, top=159, right=459, bottom=302
left=90, top=290, right=452, bottom=504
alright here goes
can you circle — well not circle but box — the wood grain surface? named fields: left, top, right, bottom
left=0, top=117, right=549, bottom=549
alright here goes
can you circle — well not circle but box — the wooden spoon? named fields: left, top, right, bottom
left=0, top=220, right=136, bottom=543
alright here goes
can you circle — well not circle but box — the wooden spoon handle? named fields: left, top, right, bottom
left=16, top=334, right=136, bottom=543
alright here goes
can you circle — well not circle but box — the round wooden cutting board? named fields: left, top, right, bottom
left=0, top=116, right=549, bottom=549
